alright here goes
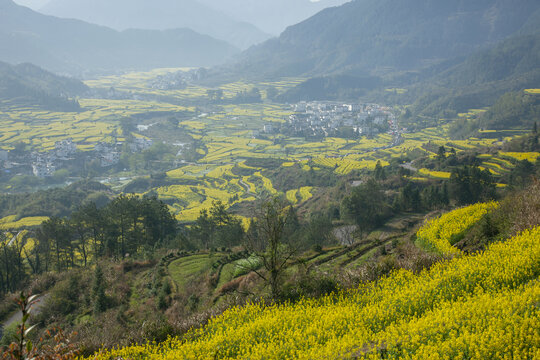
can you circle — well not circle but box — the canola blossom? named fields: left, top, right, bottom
left=418, top=168, right=452, bottom=179
left=416, top=202, right=499, bottom=256
left=87, top=225, right=540, bottom=360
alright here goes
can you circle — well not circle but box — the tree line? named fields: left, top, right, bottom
left=0, top=195, right=177, bottom=295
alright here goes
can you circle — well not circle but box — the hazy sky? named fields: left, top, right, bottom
left=15, top=0, right=329, bottom=11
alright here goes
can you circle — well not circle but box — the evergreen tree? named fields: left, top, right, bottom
left=342, top=179, right=392, bottom=238
left=374, top=161, right=387, bottom=180
left=400, top=183, right=422, bottom=212
left=449, top=166, right=496, bottom=204
left=191, top=201, right=243, bottom=249
left=92, top=264, right=107, bottom=315
left=437, top=146, right=446, bottom=166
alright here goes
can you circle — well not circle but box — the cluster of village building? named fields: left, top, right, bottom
left=259, top=101, right=399, bottom=139
left=148, top=68, right=208, bottom=91
left=0, top=136, right=154, bottom=179
left=31, top=139, right=77, bottom=177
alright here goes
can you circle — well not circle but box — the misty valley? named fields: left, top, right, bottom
left=0, top=0, right=540, bottom=359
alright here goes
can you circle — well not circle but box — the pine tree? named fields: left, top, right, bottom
left=92, top=265, right=107, bottom=314
left=437, top=145, right=446, bottom=163
left=374, top=161, right=386, bottom=180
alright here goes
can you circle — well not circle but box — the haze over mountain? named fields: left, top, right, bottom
left=197, top=0, right=349, bottom=35
left=39, top=0, right=271, bottom=50
left=0, top=0, right=239, bottom=76
left=235, top=0, right=540, bottom=79
left=11, top=0, right=46, bottom=8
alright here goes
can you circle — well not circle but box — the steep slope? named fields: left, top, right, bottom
left=234, top=0, right=540, bottom=78
left=0, top=0, right=239, bottom=75
left=277, top=74, right=382, bottom=102
left=436, top=34, right=540, bottom=87
left=88, top=223, right=540, bottom=359
left=197, top=0, right=349, bottom=35
left=0, top=61, right=88, bottom=110
left=40, top=0, right=270, bottom=50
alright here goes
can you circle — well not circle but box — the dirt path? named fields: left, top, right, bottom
left=7, top=232, right=22, bottom=246
left=400, top=162, right=418, bottom=172
left=1, top=294, right=48, bottom=336
left=239, top=179, right=257, bottom=197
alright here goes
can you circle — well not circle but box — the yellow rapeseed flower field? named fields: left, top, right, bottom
left=286, top=189, right=299, bottom=204
left=416, top=202, right=499, bottom=256
left=298, top=186, right=313, bottom=202
left=418, top=168, right=452, bottom=179
left=87, top=225, right=540, bottom=359
left=0, top=215, right=49, bottom=230
left=499, top=152, right=540, bottom=162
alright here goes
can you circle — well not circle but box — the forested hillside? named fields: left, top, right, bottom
left=225, top=0, right=540, bottom=126
left=277, top=75, right=382, bottom=102
left=0, top=61, right=88, bottom=110
left=405, top=33, right=540, bottom=120
left=233, top=0, right=540, bottom=78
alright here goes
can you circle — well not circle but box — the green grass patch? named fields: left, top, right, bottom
left=168, top=254, right=222, bottom=288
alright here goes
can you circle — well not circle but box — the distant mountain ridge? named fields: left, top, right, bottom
left=197, top=0, right=349, bottom=35
left=234, top=0, right=540, bottom=79
left=0, top=61, right=88, bottom=110
left=40, top=0, right=271, bottom=49
left=0, top=0, right=239, bottom=76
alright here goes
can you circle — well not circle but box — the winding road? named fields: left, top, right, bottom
left=1, top=294, right=48, bottom=338
left=239, top=179, right=257, bottom=197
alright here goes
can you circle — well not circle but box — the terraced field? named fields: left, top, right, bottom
left=0, top=99, right=193, bottom=151
left=164, top=230, right=394, bottom=307
left=168, top=254, right=223, bottom=289
left=2, top=68, right=537, bottom=227
left=89, top=211, right=540, bottom=360
left=0, top=215, right=49, bottom=230
left=418, top=168, right=452, bottom=179
left=86, top=70, right=304, bottom=103
left=416, top=202, right=499, bottom=256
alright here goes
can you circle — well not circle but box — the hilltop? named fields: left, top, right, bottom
left=0, top=61, right=88, bottom=110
